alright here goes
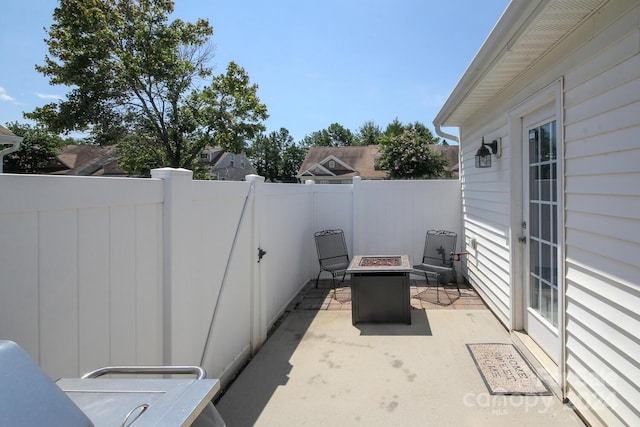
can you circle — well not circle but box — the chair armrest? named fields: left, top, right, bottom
left=451, top=251, right=469, bottom=262
left=411, top=264, right=452, bottom=275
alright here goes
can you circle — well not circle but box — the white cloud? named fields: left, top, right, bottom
left=0, top=86, right=16, bottom=102
left=35, top=92, right=64, bottom=100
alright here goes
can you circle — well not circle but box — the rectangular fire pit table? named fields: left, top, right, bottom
left=347, top=255, right=412, bottom=325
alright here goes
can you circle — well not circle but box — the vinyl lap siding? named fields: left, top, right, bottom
left=460, top=128, right=512, bottom=327
left=563, top=8, right=640, bottom=425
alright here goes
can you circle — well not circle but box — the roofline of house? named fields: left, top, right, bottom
left=297, top=162, right=334, bottom=178
left=0, top=133, right=23, bottom=173
left=433, top=0, right=547, bottom=128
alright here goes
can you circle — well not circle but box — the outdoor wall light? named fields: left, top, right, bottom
left=475, top=137, right=501, bottom=168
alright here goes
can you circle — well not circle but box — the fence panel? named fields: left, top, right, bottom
left=308, top=183, right=354, bottom=280
left=260, top=183, right=315, bottom=328
left=192, top=179, right=254, bottom=382
left=0, top=174, right=164, bottom=378
left=355, top=179, right=462, bottom=264
left=0, top=172, right=461, bottom=384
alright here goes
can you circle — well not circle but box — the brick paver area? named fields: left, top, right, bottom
left=291, top=279, right=487, bottom=311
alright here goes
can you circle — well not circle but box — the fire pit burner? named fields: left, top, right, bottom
left=359, top=256, right=401, bottom=267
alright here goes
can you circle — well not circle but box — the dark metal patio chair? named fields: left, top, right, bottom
left=412, top=229, right=467, bottom=305
left=314, top=229, right=350, bottom=297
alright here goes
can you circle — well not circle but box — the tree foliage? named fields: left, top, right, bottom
left=300, top=123, right=354, bottom=147
left=354, top=121, right=383, bottom=146
left=378, top=127, right=448, bottom=180
left=249, top=129, right=288, bottom=181
left=27, top=0, right=268, bottom=175
left=248, top=128, right=306, bottom=182
left=280, top=143, right=306, bottom=182
left=295, top=119, right=452, bottom=180
left=384, top=117, right=405, bottom=138
left=3, top=122, right=66, bottom=173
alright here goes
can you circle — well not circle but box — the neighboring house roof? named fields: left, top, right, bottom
left=433, top=0, right=606, bottom=131
left=51, top=145, right=123, bottom=176
left=200, top=146, right=256, bottom=181
left=0, top=125, right=23, bottom=173
left=297, top=145, right=387, bottom=180
left=430, top=145, right=459, bottom=174
left=0, top=125, right=16, bottom=137
left=297, top=145, right=459, bottom=180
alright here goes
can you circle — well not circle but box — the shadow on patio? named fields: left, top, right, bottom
left=215, top=281, right=585, bottom=426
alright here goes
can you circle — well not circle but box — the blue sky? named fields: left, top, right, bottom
left=0, top=0, right=510, bottom=143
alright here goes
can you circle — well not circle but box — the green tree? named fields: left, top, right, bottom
left=378, top=129, right=448, bottom=179
left=115, top=134, right=165, bottom=177
left=249, top=128, right=289, bottom=181
left=27, top=0, right=267, bottom=176
left=354, top=121, right=382, bottom=146
left=405, top=121, right=440, bottom=143
left=300, top=130, right=329, bottom=147
left=280, top=143, right=306, bottom=182
left=384, top=117, right=405, bottom=137
left=326, top=123, right=354, bottom=146
left=3, top=122, right=65, bottom=173
left=248, top=128, right=306, bottom=182
left=300, top=123, right=354, bottom=147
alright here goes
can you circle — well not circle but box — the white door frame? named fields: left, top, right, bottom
left=508, top=79, right=566, bottom=393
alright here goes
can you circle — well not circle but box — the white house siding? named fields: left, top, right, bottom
left=562, top=4, right=640, bottom=425
left=455, top=2, right=640, bottom=426
left=459, top=124, right=513, bottom=327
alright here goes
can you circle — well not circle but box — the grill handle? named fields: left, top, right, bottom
left=81, top=365, right=207, bottom=380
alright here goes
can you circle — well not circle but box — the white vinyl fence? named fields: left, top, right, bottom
left=0, top=170, right=460, bottom=386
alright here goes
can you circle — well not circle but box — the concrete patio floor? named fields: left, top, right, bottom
left=216, top=281, right=585, bottom=426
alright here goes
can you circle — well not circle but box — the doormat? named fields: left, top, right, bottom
left=466, top=343, right=551, bottom=395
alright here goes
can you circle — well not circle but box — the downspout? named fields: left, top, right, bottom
left=434, top=123, right=459, bottom=144
left=434, top=123, right=464, bottom=284
left=0, top=137, right=23, bottom=173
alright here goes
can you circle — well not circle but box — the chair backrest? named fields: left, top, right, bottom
left=422, top=230, right=457, bottom=267
left=315, top=229, right=349, bottom=268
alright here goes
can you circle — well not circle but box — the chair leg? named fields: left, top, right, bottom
left=424, top=273, right=440, bottom=303
left=332, top=274, right=337, bottom=299
left=316, top=270, right=322, bottom=288
left=422, top=271, right=459, bottom=305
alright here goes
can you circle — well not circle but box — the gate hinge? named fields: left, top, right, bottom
left=258, top=247, right=267, bottom=263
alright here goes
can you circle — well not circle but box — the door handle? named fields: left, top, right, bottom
left=518, top=236, right=527, bottom=244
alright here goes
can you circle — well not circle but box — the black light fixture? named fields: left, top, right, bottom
left=475, top=137, right=499, bottom=168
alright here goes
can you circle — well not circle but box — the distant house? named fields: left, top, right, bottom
left=297, top=144, right=458, bottom=184
left=49, top=145, right=123, bottom=176
left=200, top=147, right=255, bottom=181
left=429, top=144, right=459, bottom=178
left=0, top=125, right=22, bottom=173
left=297, top=145, right=385, bottom=184
left=45, top=145, right=255, bottom=180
